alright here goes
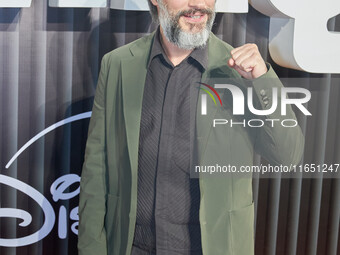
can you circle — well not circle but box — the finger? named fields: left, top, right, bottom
left=236, top=56, right=256, bottom=72
left=230, top=44, right=250, bottom=56
left=228, top=57, right=235, bottom=67
left=233, top=50, right=255, bottom=68
left=233, top=65, right=252, bottom=80
left=230, top=43, right=255, bottom=58
left=230, top=47, right=249, bottom=62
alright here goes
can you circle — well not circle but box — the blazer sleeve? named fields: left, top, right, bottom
left=78, top=54, right=109, bottom=255
left=251, top=64, right=305, bottom=166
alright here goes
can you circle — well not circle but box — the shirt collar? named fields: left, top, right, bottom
left=147, top=26, right=209, bottom=70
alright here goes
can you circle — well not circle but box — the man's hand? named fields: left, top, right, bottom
left=228, top=43, right=268, bottom=80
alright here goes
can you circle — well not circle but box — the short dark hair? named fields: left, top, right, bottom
left=147, top=0, right=159, bottom=23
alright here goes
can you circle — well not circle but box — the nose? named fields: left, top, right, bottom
left=188, top=0, right=206, bottom=9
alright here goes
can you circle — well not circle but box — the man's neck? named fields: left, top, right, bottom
left=160, top=27, right=193, bottom=66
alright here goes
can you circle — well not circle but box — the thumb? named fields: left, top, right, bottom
left=233, top=65, right=253, bottom=80
left=228, top=58, right=253, bottom=79
left=228, top=58, right=235, bottom=67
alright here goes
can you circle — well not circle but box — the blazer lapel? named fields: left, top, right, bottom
left=195, top=72, right=218, bottom=164
left=121, top=34, right=155, bottom=186
left=195, top=34, right=236, bottom=164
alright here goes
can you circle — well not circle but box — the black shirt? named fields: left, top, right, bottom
left=132, top=27, right=208, bottom=255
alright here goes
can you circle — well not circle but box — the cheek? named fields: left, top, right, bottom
left=164, top=0, right=187, bottom=11
left=206, top=0, right=215, bottom=9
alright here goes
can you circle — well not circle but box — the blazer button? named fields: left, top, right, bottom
left=260, top=89, right=266, bottom=96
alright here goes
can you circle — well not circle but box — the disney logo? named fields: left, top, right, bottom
left=0, top=112, right=92, bottom=247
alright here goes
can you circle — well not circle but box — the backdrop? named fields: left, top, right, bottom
left=0, top=1, right=340, bottom=255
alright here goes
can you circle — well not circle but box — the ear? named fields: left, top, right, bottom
left=150, top=0, right=158, bottom=7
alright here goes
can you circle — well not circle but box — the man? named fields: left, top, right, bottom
left=78, top=0, right=304, bottom=254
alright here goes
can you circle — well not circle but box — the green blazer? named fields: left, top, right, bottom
left=78, top=31, right=304, bottom=255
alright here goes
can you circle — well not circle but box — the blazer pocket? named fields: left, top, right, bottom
left=228, top=202, right=255, bottom=255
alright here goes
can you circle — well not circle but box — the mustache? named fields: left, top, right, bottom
left=176, top=8, right=215, bottom=18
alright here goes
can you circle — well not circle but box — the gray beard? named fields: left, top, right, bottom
left=158, top=2, right=215, bottom=50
